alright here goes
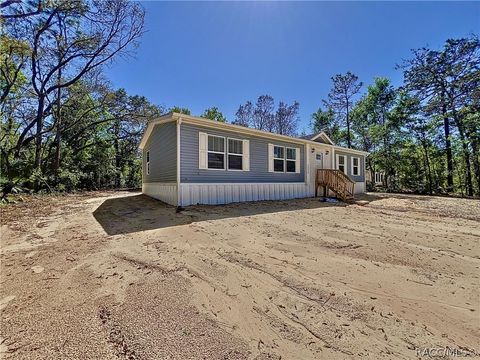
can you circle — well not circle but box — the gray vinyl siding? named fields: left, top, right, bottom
left=335, top=150, right=365, bottom=182
left=143, top=122, right=177, bottom=183
left=180, top=124, right=305, bottom=183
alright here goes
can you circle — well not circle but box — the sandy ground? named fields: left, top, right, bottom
left=0, top=191, right=479, bottom=359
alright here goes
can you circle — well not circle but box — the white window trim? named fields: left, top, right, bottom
left=227, top=137, right=244, bottom=171
left=351, top=156, right=360, bottom=176
left=242, top=139, right=250, bottom=171
left=207, top=134, right=226, bottom=170
left=286, top=147, right=299, bottom=173
left=146, top=150, right=150, bottom=175
left=336, top=154, right=347, bottom=174
left=375, top=172, right=384, bottom=184
left=201, top=133, right=249, bottom=172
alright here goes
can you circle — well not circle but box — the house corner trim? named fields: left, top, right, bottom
left=176, top=118, right=182, bottom=206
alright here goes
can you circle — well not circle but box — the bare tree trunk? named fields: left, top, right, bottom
left=52, top=14, right=65, bottom=172
left=461, top=140, right=473, bottom=196
left=53, top=67, right=62, bottom=171
left=441, top=93, right=454, bottom=192
left=34, top=96, right=45, bottom=170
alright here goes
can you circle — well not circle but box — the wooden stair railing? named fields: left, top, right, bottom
left=315, top=169, right=355, bottom=201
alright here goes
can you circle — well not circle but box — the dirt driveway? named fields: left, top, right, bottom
left=1, top=192, right=479, bottom=359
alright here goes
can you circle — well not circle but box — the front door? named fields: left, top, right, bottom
left=308, top=147, right=332, bottom=189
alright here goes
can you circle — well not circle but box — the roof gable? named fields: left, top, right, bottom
left=138, top=113, right=175, bottom=150
left=309, top=132, right=335, bottom=145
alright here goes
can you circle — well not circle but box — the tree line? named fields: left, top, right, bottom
left=310, top=37, right=479, bottom=196
left=0, top=0, right=226, bottom=200
left=230, top=37, right=479, bottom=197
left=1, top=0, right=152, bottom=199
left=1, top=1, right=478, bottom=199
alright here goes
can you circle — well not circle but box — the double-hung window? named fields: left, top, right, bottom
left=146, top=150, right=150, bottom=175
left=269, top=145, right=299, bottom=173
left=351, top=157, right=360, bottom=176
left=337, top=155, right=346, bottom=174
left=228, top=138, right=243, bottom=170
left=207, top=135, right=225, bottom=169
left=199, top=132, right=249, bottom=171
left=273, top=146, right=285, bottom=172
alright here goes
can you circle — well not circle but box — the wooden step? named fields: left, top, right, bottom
left=315, top=169, right=355, bottom=201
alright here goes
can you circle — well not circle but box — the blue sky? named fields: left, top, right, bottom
left=105, top=1, right=479, bottom=133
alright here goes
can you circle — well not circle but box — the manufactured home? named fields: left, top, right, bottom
left=139, top=112, right=368, bottom=206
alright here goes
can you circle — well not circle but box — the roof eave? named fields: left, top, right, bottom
left=139, top=112, right=370, bottom=156
left=332, top=145, right=370, bottom=156
left=176, top=113, right=307, bottom=145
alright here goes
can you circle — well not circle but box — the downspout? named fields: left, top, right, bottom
left=305, top=144, right=310, bottom=184
left=176, top=117, right=182, bottom=207
left=364, top=154, right=367, bottom=192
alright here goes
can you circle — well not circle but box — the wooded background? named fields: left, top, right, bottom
left=1, top=1, right=479, bottom=200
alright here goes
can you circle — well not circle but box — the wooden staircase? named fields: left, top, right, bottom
left=315, top=169, right=355, bottom=201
